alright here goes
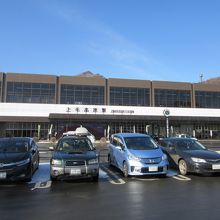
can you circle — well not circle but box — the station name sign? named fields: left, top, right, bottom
left=65, top=106, right=135, bottom=115
left=111, top=110, right=134, bottom=114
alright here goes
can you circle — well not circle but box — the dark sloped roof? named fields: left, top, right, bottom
left=77, top=71, right=104, bottom=78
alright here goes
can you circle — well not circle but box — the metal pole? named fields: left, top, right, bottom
left=166, top=116, right=169, bottom=138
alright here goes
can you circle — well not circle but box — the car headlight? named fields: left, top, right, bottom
left=88, top=158, right=99, bottom=165
left=15, top=158, right=30, bottom=166
left=191, top=157, right=206, bottom=163
left=128, top=154, right=141, bottom=162
left=51, top=159, right=62, bottom=166
left=162, top=154, right=167, bottom=160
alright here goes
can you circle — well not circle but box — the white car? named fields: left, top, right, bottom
left=175, top=134, right=197, bottom=140
left=62, top=127, right=96, bottom=143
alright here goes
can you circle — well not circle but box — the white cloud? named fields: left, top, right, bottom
left=38, top=0, right=165, bottom=80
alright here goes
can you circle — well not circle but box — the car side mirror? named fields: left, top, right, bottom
left=49, top=146, right=54, bottom=151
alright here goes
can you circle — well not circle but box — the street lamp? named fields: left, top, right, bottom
left=163, top=109, right=170, bottom=138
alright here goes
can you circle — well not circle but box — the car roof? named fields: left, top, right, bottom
left=60, top=135, right=89, bottom=140
left=0, top=137, right=32, bottom=141
left=161, top=137, right=194, bottom=141
left=112, top=133, right=149, bottom=138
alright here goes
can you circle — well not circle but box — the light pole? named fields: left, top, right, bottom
left=163, top=109, right=170, bottom=138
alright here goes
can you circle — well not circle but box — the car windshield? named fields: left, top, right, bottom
left=57, top=138, right=94, bottom=153
left=0, top=140, right=29, bottom=153
left=174, top=139, right=206, bottom=151
left=124, top=136, right=158, bottom=150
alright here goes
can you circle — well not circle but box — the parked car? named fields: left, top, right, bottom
left=108, top=133, right=169, bottom=177
left=62, top=127, right=96, bottom=143
left=159, top=137, right=220, bottom=175
left=50, top=135, right=99, bottom=181
left=175, top=134, right=197, bottom=140
left=0, top=137, right=39, bottom=181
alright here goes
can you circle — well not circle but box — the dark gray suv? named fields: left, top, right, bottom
left=50, top=135, right=99, bottom=181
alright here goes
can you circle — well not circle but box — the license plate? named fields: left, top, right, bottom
left=212, top=164, right=220, bottom=170
left=0, top=172, right=6, bottom=179
left=149, top=166, right=158, bottom=172
left=70, top=168, right=81, bottom=175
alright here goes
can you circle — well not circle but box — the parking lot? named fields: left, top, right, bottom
left=1, top=141, right=220, bottom=220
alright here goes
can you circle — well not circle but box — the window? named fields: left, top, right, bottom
left=60, top=84, right=104, bottom=105
left=110, top=87, right=150, bottom=106
left=195, top=91, right=220, bottom=108
left=0, top=81, right=2, bottom=101
left=154, top=89, right=191, bottom=107
left=6, top=82, right=55, bottom=104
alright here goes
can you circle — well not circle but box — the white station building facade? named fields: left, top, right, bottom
left=0, top=71, right=220, bottom=139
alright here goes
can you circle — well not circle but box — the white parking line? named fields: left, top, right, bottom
left=100, top=167, right=125, bottom=185
left=172, top=175, right=191, bottom=181
left=31, top=181, right=52, bottom=191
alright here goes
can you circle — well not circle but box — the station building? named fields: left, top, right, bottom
left=0, top=71, right=220, bottom=139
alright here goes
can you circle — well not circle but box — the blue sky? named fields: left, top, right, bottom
left=1, top=0, right=220, bottom=82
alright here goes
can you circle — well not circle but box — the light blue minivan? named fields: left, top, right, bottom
left=108, top=133, right=169, bottom=177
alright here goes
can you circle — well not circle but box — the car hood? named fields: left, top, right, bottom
left=128, top=148, right=163, bottom=159
left=52, top=150, right=98, bottom=160
left=181, top=150, right=220, bottom=159
left=0, top=152, right=29, bottom=163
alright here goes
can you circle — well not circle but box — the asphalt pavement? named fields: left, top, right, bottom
left=1, top=140, right=220, bottom=220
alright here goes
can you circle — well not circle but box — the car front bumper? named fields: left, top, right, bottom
left=50, top=164, right=99, bottom=180
left=0, top=163, right=30, bottom=181
left=127, top=160, right=169, bottom=176
left=187, top=161, right=220, bottom=174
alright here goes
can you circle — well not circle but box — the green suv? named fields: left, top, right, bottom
left=50, top=135, right=99, bottom=182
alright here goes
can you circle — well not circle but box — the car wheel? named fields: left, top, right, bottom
left=123, top=161, right=129, bottom=178
left=92, top=174, right=99, bottom=182
left=178, top=159, right=188, bottom=176
left=108, top=155, right=112, bottom=167
left=36, top=156, right=40, bottom=170
left=50, top=175, right=57, bottom=181
left=25, top=165, right=33, bottom=182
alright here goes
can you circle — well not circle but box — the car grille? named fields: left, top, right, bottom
left=141, top=157, right=162, bottom=164
left=141, top=167, right=163, bottom=173
left=205, top=159, right=220, bottom=164
left=65, top=160, right=85, bottom=166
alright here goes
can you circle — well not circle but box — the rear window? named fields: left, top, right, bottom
left=0, top=140, right=29, bottom=153
left=124, top=136, right=158, bottom=150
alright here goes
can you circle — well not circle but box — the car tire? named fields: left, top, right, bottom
left=25, top=164, right=33, bottom=182
left=178, top=159, right=188, bottom=176
left=36, top=156, right=40, bottom=170
left=50, top=175, right=57, bottom=181
left=123, top=161, right=129, bottom=178
left=108, top=155, right=112, bottom=167
left=92, top=174, right=99, bottom=182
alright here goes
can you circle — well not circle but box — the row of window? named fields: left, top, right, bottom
left=1, top=81, right=220, bottom=108
left=0, top=81, right=1, bottom=100
left=60, top=85, right=104, bottom=105
left=154, top=89, right=191, bottom=108
left=110, top=87, right=150, bottom=106
left=6, top=82, right=55, bottom=104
